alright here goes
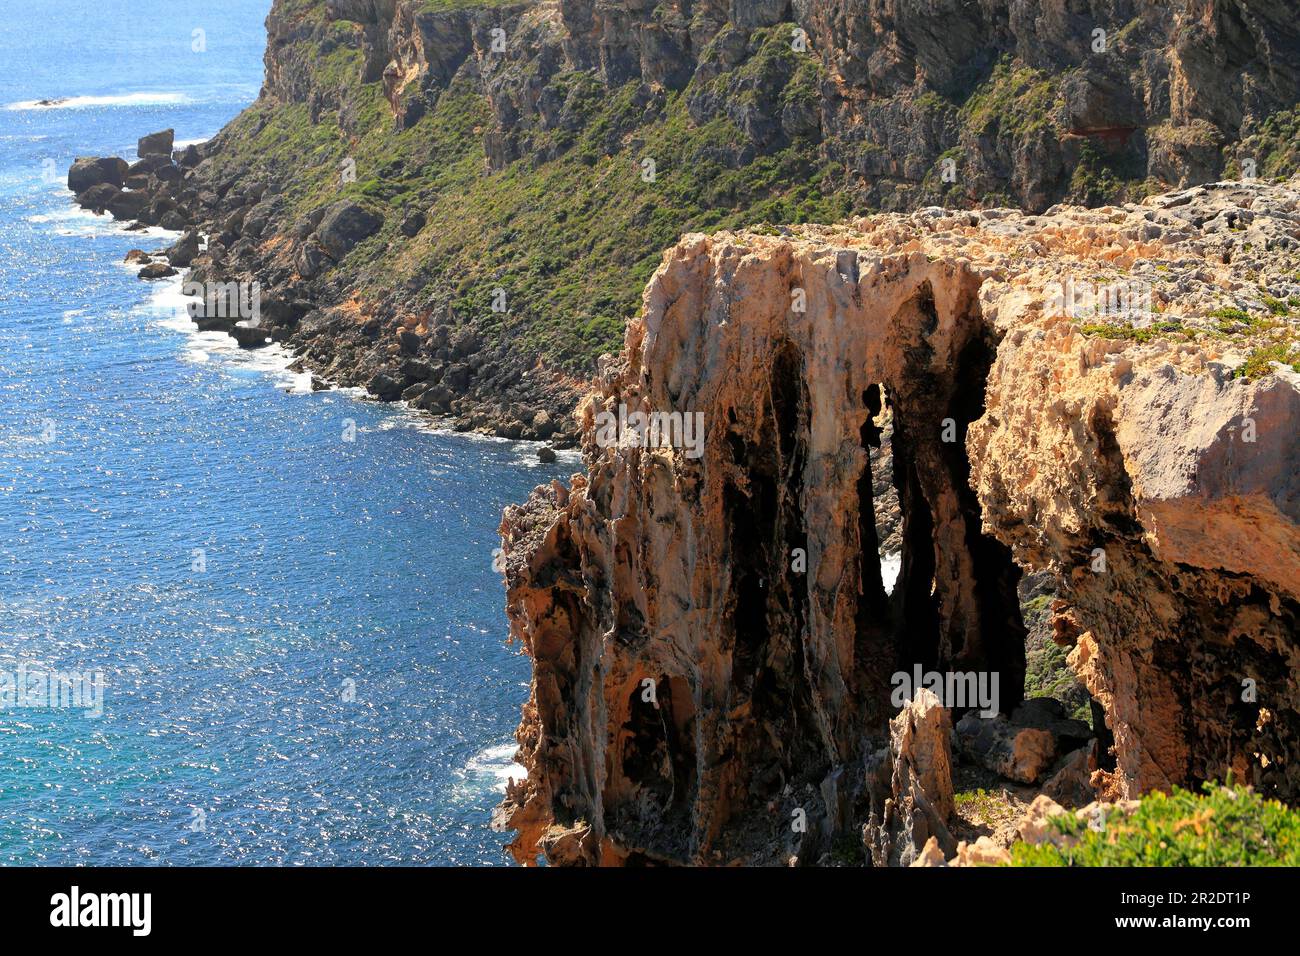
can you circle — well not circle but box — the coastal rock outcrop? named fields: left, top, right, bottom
left=68, top=156, right=128, bottom=194
left=137, top=128, right=174, bottom=158
left=498, top=176, right=1300, bottom=865
left=864, top=689, right=957, bottom=867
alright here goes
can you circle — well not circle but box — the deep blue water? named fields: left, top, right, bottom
left=0, top=0, right=568, bottom=864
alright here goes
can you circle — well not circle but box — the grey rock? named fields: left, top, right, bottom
left=75, top=182, right=119, bottom=212
left=68, top=156, right=128, bottom=193
left=138, top=262, right=177, bottom=280
left=165, top=230, right=200, bottom=267
left=137, top=129, right=175, bottom=158
left=107, top=189, right=150, bottom=221
left=314, top=201, right=383, bottom=259
left=230, top=322, right=271, bottom=348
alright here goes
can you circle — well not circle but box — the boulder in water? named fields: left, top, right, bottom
left=75, top=182, right=119, bottom=212
left=137, top=128, right=175, bottom=158
left=138, top=262, right=177, bottom=280
left=230, top=322, right=270, bottom=348
left=68, top=156, right=128, bottom=193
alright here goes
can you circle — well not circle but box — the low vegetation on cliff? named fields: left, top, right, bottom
left=1009, top=784, right=1300, bottom=866
left=193, top=0, right=1300, bottom=379
left=202, top=17, right=850, bottom=369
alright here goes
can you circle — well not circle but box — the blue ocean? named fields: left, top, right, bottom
left=0, top=0, right=567, bottom=864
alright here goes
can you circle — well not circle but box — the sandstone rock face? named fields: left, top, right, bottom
left=956, top=697, right=1093, bottom=784
left=499, top=176, right=1300, bottom=864
left=1041, top=741, right=1100, bottom=808
left=912, top=833, right=1011, bottom=867
left=955, top=713, right=1056, bottom=785
left=864, top=688, right=957, bottom=867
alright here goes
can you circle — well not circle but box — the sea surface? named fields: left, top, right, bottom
left=0, top=0, right=571, bottom=864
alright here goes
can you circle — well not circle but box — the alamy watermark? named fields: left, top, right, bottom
left=891, top=664, right=999, bottom=718
left=1043, top=276, right=1152, bottom=321
left=593, top=403, right=704, bottom=459
left=0, top=663, right=104, bottom=718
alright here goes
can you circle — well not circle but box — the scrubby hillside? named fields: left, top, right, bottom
left=143, top=0, right=1300, bottom=437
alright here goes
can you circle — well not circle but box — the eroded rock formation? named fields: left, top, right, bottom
left=497, top=176, right=1300, bottom=865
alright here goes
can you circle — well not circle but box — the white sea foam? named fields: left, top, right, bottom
left=28, top=205, right=178, bottom=240
left=76, top=238, right=573, bottom=443
left=6, top=91, right=192, bottom=111
left=365, top=398, right=579, bottom=466
left=135, top=275, right=314, bottom=395
left=463, top=742, right=527, bottom=792
left=510, top=444, right=581, bottom=469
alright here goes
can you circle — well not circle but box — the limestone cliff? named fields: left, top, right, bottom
left=496, top=176, right=1300, bottom=865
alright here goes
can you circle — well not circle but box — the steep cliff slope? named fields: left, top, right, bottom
left=496, top=176, right=1300, bottom=865
left=96, top=0, right=1300, bottom=437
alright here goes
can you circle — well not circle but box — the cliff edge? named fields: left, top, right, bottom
left=497, top=175, right=1300, bottom=865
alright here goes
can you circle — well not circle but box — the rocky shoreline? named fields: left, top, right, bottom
left=67, top=128, right=586, bottom=451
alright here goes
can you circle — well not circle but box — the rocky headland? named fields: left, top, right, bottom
left=496, top=176, right=1300, bottom=865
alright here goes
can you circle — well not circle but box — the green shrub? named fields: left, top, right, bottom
left=1235, top=341, right=1300, bottom=379
left=1209, top=306, right=1252, bottom=325
left=1009, top=783, right=1300, bottom=866
left=1079, top=320, right=1183, bottom=342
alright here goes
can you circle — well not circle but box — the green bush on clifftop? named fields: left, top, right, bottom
left=1009, top=783, right=1300, bottom=866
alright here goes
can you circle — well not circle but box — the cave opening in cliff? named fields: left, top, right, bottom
left=862, top=285, right=1027, bottom=723
left=723, top=341, right=822, bottom=807
left=885, top=391, right=944, bottom=680
left=619, top=674, right=697, bottom=819
left=942, top=332, right=1028, bottom=708
left=853, top=382, right=905, bottom=724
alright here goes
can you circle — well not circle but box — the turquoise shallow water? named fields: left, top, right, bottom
left=0, top=0, right=567, bottom=864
